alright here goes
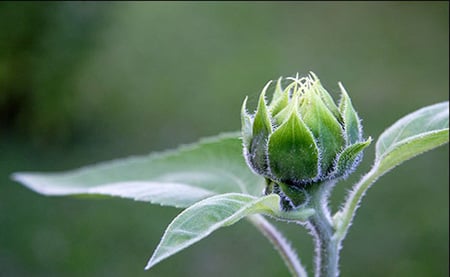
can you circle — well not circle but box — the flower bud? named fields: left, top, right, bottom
left=241, top=73, right=371, bottom=208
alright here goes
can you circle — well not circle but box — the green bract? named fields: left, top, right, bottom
left=241, top=73, right=371, bottom=208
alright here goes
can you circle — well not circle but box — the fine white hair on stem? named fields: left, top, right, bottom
left=248, top=214, right=309, bottom=277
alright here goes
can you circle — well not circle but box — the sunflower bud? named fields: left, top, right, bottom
left=241, top=72, right=371, bottom=209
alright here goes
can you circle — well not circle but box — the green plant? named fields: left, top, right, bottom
left=12, top=73, right=449, bottom=277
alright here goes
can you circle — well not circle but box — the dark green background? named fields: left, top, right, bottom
left=1, top=2, right=448, bottom=277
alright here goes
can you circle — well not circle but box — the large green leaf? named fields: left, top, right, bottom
left=336, top=101, right=449, bottom=237
left=375, top=101, right=449, bottom=173
left=12, top=133, right=264, bottom=208
left=145, top=193, right=314, bottom=270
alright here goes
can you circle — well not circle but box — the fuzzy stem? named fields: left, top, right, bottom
left=248, top=214, right=308, bottom=277
left=306, top=180, right=340, bottom=277
left=335, top=165, right=380, bottom=240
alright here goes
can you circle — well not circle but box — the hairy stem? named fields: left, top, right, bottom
left=335, top=165, right=380, bottom=240
left=248, top=214, right=308, bottom=277
left=306, top=180, right=340, bottom=277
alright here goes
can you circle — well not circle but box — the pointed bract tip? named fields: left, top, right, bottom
left=241, top=96, right=249, bottom=111
left=338, top=82, right=349, bottom=96
left=261, top=80, right=273, bottom=95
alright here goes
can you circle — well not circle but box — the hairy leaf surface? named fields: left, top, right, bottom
left=146, top=193, right=313, bottom=269
left=337, top=102, right=449, bottom=236
left=375, top=101, right=449, bottom=173
left=13, top=133, right=264, bottom=208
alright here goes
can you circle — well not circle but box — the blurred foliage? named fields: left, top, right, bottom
left=0, top=3, right=107, bottom=143
left=0, top=2, right=448, bottom=277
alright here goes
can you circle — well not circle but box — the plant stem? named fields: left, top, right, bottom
left=335, top=165, right=380, bottom=240
left=248, top=214, right=308, bottom=277
left=306, top=180, right=340, bottom=277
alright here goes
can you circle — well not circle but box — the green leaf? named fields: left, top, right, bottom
left=12, top=133, right=264, bottom=208
left=145, top=193, right=314, bottom=270
left=336, top=102, right=449, bottom=238
left=334, top=137, right=372, bottom=178
left=268, top=109, right=319, bottom=182
left=375, top=101, right=449, bottom=173
left=249, top=83, right=273, bottom=174
left=252, top=81, right=273, bottom=138
left=311, top=73, right=340, bottom=120
left=241, top=97, right=253, bottom=150
left=338, top=82, right=362, bottom=145
left=300, top=88, right=345, bottom=172
left=269, top=77, right=289, bottom=115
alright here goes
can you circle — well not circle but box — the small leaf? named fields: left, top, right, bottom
left=241, top=96, right=253, bottom=149
left=12, top=133, right=264, bottom=208
left=334, top=138, right=372, bottom=178
left=252, top=81, right=273, bottom=137
left=145, top=193, right=283, bottom=270
left=338, top=82, right=362, bottom=145
left=249, top=82, right=273, bottom=174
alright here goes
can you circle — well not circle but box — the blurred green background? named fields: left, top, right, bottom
left=1, top=2, right=448, bottom=277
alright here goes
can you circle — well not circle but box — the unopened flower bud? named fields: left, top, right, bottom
left=241, top=72, right=371, bottom=209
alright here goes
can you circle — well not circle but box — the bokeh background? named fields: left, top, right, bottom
left=1, top=2, right=448, bottom=277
